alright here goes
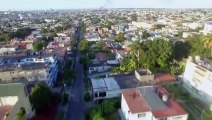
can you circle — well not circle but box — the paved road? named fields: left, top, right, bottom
left=65, top=26, right=84, bottom=120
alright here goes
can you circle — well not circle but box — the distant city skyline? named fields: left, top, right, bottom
left=0, top=0, right=212, bottom=11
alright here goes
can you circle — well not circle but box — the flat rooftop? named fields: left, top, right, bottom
left=0, top=63, right=49, bottom=72
left=91, top=77, right=120, bottom=92
left=138, top=87, right=167, bottom=111
left=192, top=56, right=212, bottom=72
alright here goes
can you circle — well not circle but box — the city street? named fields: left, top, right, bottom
left=65, top=26, right=84, bottom=120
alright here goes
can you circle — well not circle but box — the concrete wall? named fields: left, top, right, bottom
left=183, top=61, right=212, bottom=97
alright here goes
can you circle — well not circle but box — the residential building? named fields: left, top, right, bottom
left=203, top=21, right=212, bottom=35
left=183, top=56, right=212, bottom=107
left=121, top=87, right=188, bottom=120
left=91, top=77, right=121, bottom=101
left=0, top=56, right=58, bottom=87
left=85, top=32, right=101, bottom=42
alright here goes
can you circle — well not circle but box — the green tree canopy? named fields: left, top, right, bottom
left=16, top=107, right=26, bottom=120
left=79, top=22, right=86, bottom=33
left=115, top=33, right=126, bottom=42
left=78, top=40, right=89, bottom=53
left=113, top=39, right=173, bottom=73
left=203, top=34, right=212, bottom=56
left=187, top=35, right=211, bottom=58
left=173, top=41, right=191, bottom=60
left=71, top=35, right=77, bottom=43
left=154, top=24, right=166, bottom=29
left=131, top=14, right=138, bottom=21
left=29, top=83, right=52, bottom=113
left=142, top=30, right=150, bottom=39
left=33, top=41, right=46, bottom=52
left=101, top=100, right=115, bottom=114
left=48, top=32, right=58, bottom=41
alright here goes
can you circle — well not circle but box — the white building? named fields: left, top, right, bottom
left=182, top=22, right=201, bottom=30
left=183, top=56, right=212, bottom=106
left=0, top=46, right=18, bottom=56
left=132, top=21, right=153, bottom=30
left=91, top=77, right=121, bottom=101
left=85, top=32, right=101, bottom=42
left=203, top=22, right=212, bottom=35
left=121, top=87, right=188, bottom=120
left=0, top=56, right=58, bottom=87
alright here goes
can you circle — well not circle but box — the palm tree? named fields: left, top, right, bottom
left=203, top=34, right=212, bottom=56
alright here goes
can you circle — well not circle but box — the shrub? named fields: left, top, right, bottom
left=84, top=92, right=90, bottom=102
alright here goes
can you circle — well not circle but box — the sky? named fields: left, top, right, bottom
left=0, top=0, right=212, bottom=11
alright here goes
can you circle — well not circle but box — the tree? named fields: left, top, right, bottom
left=142, top=30, right=150, bottom=39
left=201, top=109, right=212, bottom=120
left=115, top=33, right=126, bottom=42
left=71, top=35, right=77, bottom=44
left=101, top=100, right=115, bottom=114
left=79, top=22, right=86, bottom=33
left=95, top=42, right=109, bottom=53
left=79, top=56, right=90, bottom=70
left=48, top=32, right=58, bottom=41
left=131, top=14, right=138, bottom=21
left=203, top=34, right=212, bottom=56
left=78, top=40, right=89, bottom=53
left=154, top=24, right=165, bottom=29
left=29, top=83, right=52, bottom=113
left=173, top=41, right=191, bottom=60
left=89, top=107, right=104, bottom=120
left=112, top=56, right=136, bottom=73
left=9, top=27, right=33, bottom=39
left=33, top=41, right=46, bottom=52
left=129, top=39, right=173, bottom=72
left=63, top=68, right=75, bottom=85
left=16, top=107, right=26, bottom=120
left=187, top=35, right=211, bottom=58
left=129, top=41, right=143, bottom=68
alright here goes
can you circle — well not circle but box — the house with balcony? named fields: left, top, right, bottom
left=183, top=56, right=212, bottom=108
left=0, top=56, right=58, bottom=87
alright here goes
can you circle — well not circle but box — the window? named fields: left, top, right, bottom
left=175, top=116, right=182, bottom=120
left=99, top=92, right=106, bottom=97
left=95, top=93, right=98, bottom=98
left=138, top=113, right=146, bottom=118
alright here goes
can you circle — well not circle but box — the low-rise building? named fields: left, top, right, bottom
left=203, top=21, right=212, bottom=35
left=121, top=87, right=188, bottom=120
left=0, top=56, right=58, bottom=87
left=91, top=77, right=121, bottom=101
left=183, top=56, right=212, bottom=107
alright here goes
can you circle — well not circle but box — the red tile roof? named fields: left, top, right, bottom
left=152, top=87, right=187, bottom=118
left=152, top=99, right=188, bottom=118
left=154, top=73, right=176, bottom=83
left=122, top=89, right=150, bottom=113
